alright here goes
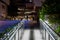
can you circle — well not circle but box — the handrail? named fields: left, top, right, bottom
left=0, top=21, right=24, bottom=40
left=40, top=19, right=60, bottom=40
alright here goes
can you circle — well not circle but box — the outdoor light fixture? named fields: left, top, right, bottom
left=24, top=11, right=32, bottom=14
left=18, top=8, right=24, bottom=10
left=31, top=11, right=36, bottom=13
left=24, top=11, right=36, bottom=14
left=17, top=12, right=21, bottom=14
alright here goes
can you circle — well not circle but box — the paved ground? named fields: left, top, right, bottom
left=21, top=29, right=43, bottom=40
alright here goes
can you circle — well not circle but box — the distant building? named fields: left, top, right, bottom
left=0, top=0, right=10, bottom=20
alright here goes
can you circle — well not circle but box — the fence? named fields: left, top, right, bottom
left=40, top=19, right=60, bottom=40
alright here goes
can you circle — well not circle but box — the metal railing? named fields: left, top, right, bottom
left=0, top=22, right=24, bottom=40
left=40, top=19, right=60, bottom=40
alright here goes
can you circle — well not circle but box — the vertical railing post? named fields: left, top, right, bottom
left=45, top=29, right=46, bottom=40
left=48, top=34, right=50, bottom=40
left=18, top=29, right=19, bottom=40
left=14, top=34, right=16, bottom=40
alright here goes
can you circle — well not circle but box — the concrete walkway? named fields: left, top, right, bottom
left=21, top=29, right=43, bottom=40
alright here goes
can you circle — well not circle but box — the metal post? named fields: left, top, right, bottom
left=14, top=34, right=16, bottom=40
left=18, top=29, right=19, bottom=40
left=48, top=34, right=50, bottom=40
left=45, top=29, right=46, bottom=40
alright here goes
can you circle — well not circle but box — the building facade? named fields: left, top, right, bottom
left=0, top=0, right=10, bottom=20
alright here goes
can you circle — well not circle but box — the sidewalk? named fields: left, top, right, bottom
left=21, top=29, right=43, bottom=40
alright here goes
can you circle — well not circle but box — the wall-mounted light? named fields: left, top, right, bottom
left=18, top=8, right=24, bottom=10
left=24, top=11, right=32, bottom=14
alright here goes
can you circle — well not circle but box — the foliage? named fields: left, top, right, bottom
left=39, top=0, right=60, bottom=34
left=55, top=26, right=60, bottom=33
left=39, top=7, right=44, bottom=20
left=48, top=14, right=60, bottom=24
left=44, top=0, right=60, bottom=14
